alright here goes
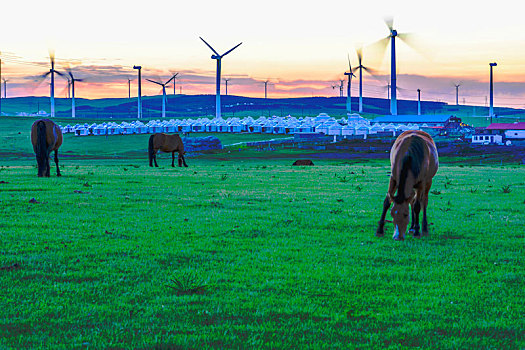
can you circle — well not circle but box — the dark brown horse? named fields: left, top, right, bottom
left=148, top=133, right=188, bottom=167
left=30, top=119, right=63, bottom=177
left=376, top=130, right=439, bottom=240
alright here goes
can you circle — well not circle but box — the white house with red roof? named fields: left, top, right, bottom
left=486, top=122, right=525, bottom=139
left=472, top=122, right=525, bottom=145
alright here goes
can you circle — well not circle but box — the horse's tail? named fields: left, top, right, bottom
left=394, top=155, right=411, bottom=204
left=36, top=121, right=48, bottom=168
left=148, top=134, right=155, bottom=162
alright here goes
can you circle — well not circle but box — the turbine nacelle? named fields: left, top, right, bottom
left=211, top=55, right=221, bottom=60
left=390, top=29, right=398, bottom=37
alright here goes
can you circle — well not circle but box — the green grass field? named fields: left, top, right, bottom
left=0, top=117, right=524, bottom=348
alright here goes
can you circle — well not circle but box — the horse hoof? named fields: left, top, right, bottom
left=57, top=174, right=62, bottom=177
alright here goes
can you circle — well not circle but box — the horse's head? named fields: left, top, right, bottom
left=391, top=201, right=410, bottom=241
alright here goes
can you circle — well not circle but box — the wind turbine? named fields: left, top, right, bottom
left=127, top=77, right=132, bottom=99
left=199, top=36, right=242, bottom=119
left=146, top=75, right=176, bottom=118
left=65, top=68, right=84, bottom=118
left=263, top=80, right=270, bottom=99
left=344, top=55, right=356, bottom=114
left=2, top=78, right=7, bottom=99
left=352, top=47, right=377, bottom=113
left=133, top=65, right=142, bottom=119
left=454, top=83, right=461, bottom=105
left=41, top=50, right=63, bottom=118
left=224, top=78, right=231, bottom=96
left=374, top=18, right=414, bottom=115
left=170, top=73, right=179, bottom=95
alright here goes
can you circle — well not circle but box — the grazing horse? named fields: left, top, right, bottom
left=376, top=130, right=439, bottom=241
left=148, top=133, right=188, bottom=167
left=30, top=119, right=63, bottom=177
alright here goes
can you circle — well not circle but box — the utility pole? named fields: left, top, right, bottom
left=133, top=65, right=142, bottom=119
left=417, top=89, right=421, bottom=116
left=489, top=62, right=497, bottom=124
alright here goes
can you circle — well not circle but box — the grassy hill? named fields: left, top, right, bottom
left=2, top=95, right=524, bottom=126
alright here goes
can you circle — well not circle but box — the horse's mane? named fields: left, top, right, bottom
left=394, top=135, right=425, bottom=204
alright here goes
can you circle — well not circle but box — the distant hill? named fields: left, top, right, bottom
left=1, top=94, right=524, bottom=119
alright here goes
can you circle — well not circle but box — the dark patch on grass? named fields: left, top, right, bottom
left=0, top=263, right=21, bottom=271
left=0, top=322, right=33, bottom=338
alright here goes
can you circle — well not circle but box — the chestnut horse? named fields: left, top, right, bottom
left=376, top=130, right=439, bottom=240
left=148, top=133, right=188, bottom=167
left=30, top=119, right=63, bottom=177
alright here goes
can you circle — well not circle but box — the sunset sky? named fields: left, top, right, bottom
left=2, top=0, right=525, bottom=108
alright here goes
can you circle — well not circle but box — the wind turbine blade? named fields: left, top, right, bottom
left=221, top=42, right=242, bottom=57
left=347, top=54, right=352, bottom=73
left=55, top=70, right=64, bottom=77
left=384, top=16, right=394, bottom=31
left=48, top=49, right=55, bottom=64
left=146, top=78, right=163, bottom=86
left=397, top=32, right=432, bottom=60
left=362, top=66, right=380, bottom=76
left=41, top=71, right=51, bottom=78
left=199, top=37, right=220, bottom=56
left=397, top=32, right=418, bottom=47
left=366, top=37, right=389, bottom=65
left=165, top=75, right=175, bottom=85
left=356, top=46, right=363, bottom=66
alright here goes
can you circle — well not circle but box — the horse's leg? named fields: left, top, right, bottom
left=45, top=153, right=51, bottom=177
left=412, top=197, right=422, bottom=237
left=409, top=203, right=416, bottom=233
left=376, top=178, right=395, bottom=237
left=179, top=152, right=188, bottom=167
left=153, top=149, right=159, bottom=167
left=54, top=150, right=61, bottom=177
left=422, top=180, right=433, bottom=236
left=172, top=151, right=175, bottom=167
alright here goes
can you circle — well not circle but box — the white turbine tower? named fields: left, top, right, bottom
left=199, top=37, right=242, bottom=119
left=352, top=47, right=377, bottom=113
left=66, top=68, right=84, bottom=118
left=41, top=51, right=63, bottom=118
left=374, top=18, right=414, bottom=115
left=344, top=55, right=356, bottom=114
left=146, top=76, right=176, bottom=118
